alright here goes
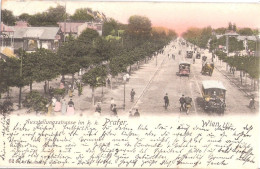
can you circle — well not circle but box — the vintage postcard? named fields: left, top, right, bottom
left=0, top=0, right=259, bottom=168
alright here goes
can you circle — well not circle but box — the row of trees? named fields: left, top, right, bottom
left=0, top=15, right=177, bottom=112
left=209, top=36, right=244, bottom=53
left=1, top=6, right=105, bottom=26
left=182, top=26, right=212, bottom=49
left=182, top=23, right=258, bottom=52
left=215, top=50, right=259, bottom=89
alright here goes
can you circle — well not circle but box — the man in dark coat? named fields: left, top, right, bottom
left=134, top=109, right=140, bottom=117
left=164, top=93, right=169, bottom=109
left=130, top=89, right=136, bottom=102
left=179, top=94, right=185, bottom=111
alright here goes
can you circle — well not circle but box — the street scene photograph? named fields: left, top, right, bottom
left=0, top=1, right=259, bottom=117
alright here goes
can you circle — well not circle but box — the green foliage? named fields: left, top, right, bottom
left=78, top=28, right=99, bottom=44
left=0, top=57, right=23, bottom=89
left=22, top=91, right=48, bottom=113
left=82, top=66, right=107, bottom=87
left=1, top=9, right=16, bottom=25
left=70, top=8, right=94, bottom=22
left=128, top=15, right=152, bottom=38
left=228, top=37, right=243, bottom=53
left=216, top=51, right=259, bottom=79
left=0, top=100, right=13, bottom=114
left=18, top=13, right=31, bottom=22
left=28, top=5, right=67, bottom=26
left=215, top=50, right=227, bottom=60
left=238, top=28, right=253, bottom=36
left=102, top=19, right=120, bottom=36
left=248, top=40, right=256, bottom=51
left=182, top=26, right=212, bottom=48
left=53, top=88, right=66, bottom=96
left=214, top=27, right=226, bottom=35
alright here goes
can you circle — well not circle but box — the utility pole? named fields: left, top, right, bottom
left=63, top=1, right=67, bottom=42
left=18, top=53, right=23, bottom=109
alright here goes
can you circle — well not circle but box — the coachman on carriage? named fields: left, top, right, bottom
left=202, top=80, right=226, bottom=114
left=201, top=62, right=214, bottom=76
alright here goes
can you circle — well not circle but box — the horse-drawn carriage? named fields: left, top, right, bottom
left=179, top=61, right=190, bottom=76
left=202, top=80, right=226, bottom=114
left=186, top=51, right=193, bottom=58
left=201, top=62, right=214, bottom=76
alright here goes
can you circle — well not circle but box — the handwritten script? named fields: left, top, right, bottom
left=0, top=115, right=258, bottom=168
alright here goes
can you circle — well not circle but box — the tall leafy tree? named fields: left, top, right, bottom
left=70, top=8, right=94, bottom=22
left=102, top=19, right=120, bottom=36
left=1, top=9, right=16, bottom=25
left=82, top=66, right=107, bottom=105
left=238, top=28, right=254, bottom=36
left=18, top=13, right=31, bottom=22
left=28, top=5, right=67, bottom=26
left=127, top=15, right=152, bottom=38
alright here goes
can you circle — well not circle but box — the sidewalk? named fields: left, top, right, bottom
left=202, top=48, right=259, bottom=102
left=214, top=59, right=259, bottom=102
left=9, top=42, right=173, bottom=116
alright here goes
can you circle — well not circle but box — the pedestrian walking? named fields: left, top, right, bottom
left=130, top=89, right=136, bottom=102
left=134, top=109, right=140, bottom=117
left=67, top=99, right=75, bottom=115
left=107, top=78, right=111, bottom=87
left=172, top=54, right=175, bottom=60
left=61, top=99, right=66, bottom=115
left=179, top=94, right=185, bottom=111
left=68, top=88, right=73, bottom=98
left=54, top=98, right=61, bottom=112
left=95, top=103, right=101, bottom=113
left=59, top=82, right=65, bottom=89
left=126, top=73, right=130, bottom=82
left=129, top=110, right=133, bottom=118
left=47, top=102, right=53, bottom=116
left=164, top=93, right=169, bottom=109
left=112, top=104, right=117, bottom=116
left=52, top=97, right=57, bottom=107
left=110, top=98, right=115, bottom=110
left=44, top=83, right=47, bottom=94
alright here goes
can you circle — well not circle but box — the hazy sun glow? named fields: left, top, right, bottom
left=2, top=0, right=260, bottom=35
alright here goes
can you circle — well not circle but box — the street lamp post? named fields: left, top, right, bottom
left=18, top=54, right=23, bottom=109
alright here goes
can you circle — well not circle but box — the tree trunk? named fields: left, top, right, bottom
left=72, top=73, right=75, bottom=89
left=129, top=65, right=132, bottom=75
left=92, top=87, right=95, bottom=106
left=240, top=71, right=243, bottom=85
left=245, top=73, right=247, bottom=87
left=44, top=81, right=47, bottom=94
left=47, top=81, right=50, bottom=92
left=251, top=78, right=254, bottom=91
left=110, top=77, right=113, bottom=90
left=226, top=63, right=228, bottom=71
left=254, top=79, right=256, bottom=91
left=18, top=87, right=22, bottom=109
left=7, top=87, right=10, bottom=98
left=61, top=74, right=65, bottom=82
left=30, top=82, right=32, bottom=92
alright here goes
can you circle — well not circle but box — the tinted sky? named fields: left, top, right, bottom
left=2, top=0, right=260, bottom=35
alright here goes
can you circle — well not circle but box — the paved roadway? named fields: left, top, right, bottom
left=132, top=38, right=258, bottom=116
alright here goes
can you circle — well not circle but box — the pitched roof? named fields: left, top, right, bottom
left=57, top=22, right=84, bottom=33
left=13, top=27, right=60, bottom=40
left=237, top=36, right=257, bottom=41
left=0, top=22, right=14, bottom=32
left=202, top=80, right=226, bottom=90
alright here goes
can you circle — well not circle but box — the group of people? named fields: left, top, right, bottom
left=163, top=93, right=192, bottom=112
left=47, top=97, right=75, bottom=116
